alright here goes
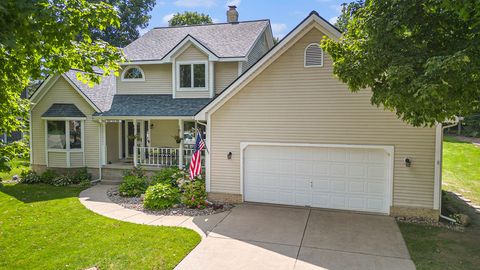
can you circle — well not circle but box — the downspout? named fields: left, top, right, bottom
left=436, top=117, right=460, bottom=223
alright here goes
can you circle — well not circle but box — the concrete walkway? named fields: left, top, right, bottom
left=79, top=184, right=415, bottom=270
left=79, top=184, right=230, bottom=238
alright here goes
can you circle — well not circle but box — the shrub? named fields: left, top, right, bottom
left=150, top=167, right=181, bottom=187
left=20, top=170, right=41, bottom=184
left=51, top=175, right=74, bottom=186
left=122, top=166, right=146, bottom=178
left=143, top=183, right=180, bottom=210
left=40, top=169, right=59, bottom=184
left=119, top=175, right=149, bottom=197
left=180, top=180, right=207, bottom=209
left=71, top=168, right=91, bottom=184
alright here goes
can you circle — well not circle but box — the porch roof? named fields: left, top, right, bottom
left=96, top=94, right=212, bottom=117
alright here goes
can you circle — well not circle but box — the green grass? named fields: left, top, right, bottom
left=0, top=158, right=29, bottom=181
left=443, top=136, right=480, bottom=204
left=0, top=184, right=201, bottom=270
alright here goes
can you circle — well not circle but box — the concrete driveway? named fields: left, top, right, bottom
left=175, top=204, right=415, bottom=270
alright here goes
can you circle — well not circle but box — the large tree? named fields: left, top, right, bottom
left=0, top=0, right=123, bottom=172
left=89, top=0, right=156, bottom=47
left=322, top=0, right=480, bottom=126
left=169, top=11, right=213, bottom=26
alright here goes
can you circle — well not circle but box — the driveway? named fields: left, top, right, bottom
left=175, top=204, right=415, bottom=270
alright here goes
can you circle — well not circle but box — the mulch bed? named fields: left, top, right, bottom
left=107, top=187, right=233, bottom=216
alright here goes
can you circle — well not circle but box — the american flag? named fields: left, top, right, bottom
left=189, top=132, right=205, bottom=179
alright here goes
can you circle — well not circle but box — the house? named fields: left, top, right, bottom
left=29, top=8, right=442, bottom=220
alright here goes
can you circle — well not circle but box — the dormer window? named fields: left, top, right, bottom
left=304, top=43, right=323, bottom=67
left=121, top=66, right=145, bottom=81
left=177, top=61, right=207, bottom=90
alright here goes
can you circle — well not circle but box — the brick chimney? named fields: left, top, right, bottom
left=227, top=5, right=238, bottom=23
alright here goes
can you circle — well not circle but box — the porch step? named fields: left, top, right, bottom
left=102, top=167, right=125, bottom=180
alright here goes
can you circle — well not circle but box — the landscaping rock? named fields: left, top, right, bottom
left=456, top=214, right=471, bottom=226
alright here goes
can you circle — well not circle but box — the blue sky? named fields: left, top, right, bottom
left=142, top=0, right=345, bottom=38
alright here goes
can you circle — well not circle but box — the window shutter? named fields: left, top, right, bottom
left=305, top=44, right=323, bottom=67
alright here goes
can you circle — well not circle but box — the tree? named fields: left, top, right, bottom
left=169, top=11, right=213, bottom=26
left=335, top=1, right=364, bottom=32
left=322, top=0, right=480, bottom=126
left=89, top=0, right=156, bottom=47
left=0, top=0, right=123, bottom=172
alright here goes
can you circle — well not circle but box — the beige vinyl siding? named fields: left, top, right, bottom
left=175, top=45, right=210, bottom=98
left=106, top=122, right=119, bottom=163
left=70, top=152, right=84, bottom=167
left=210, top=26, right=436, bottom=209
left=31, top=77, right=100, bottom=168
left=150, top=120, right=179, bottom=148
left=215, top=62, right=238, bottom=94
left=175, top=90, right=211, bottom=98
left=117, top=64, right=172, bottom=95
left=176, top=45, right=208, bottom=61
left=243, top=32, right=269, bottom=72
left=48, top=152, right=67, bottom=167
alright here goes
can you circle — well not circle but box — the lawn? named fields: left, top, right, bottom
left=0, top=184, right=201, bottom=270
left=0, top=157, right=29, bottom=181
left=442, top=136, right=480, bottom=204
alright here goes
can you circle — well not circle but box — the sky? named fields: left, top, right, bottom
left=142, top=0, right=345, bottom=38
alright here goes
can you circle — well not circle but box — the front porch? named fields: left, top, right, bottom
left=101, top=118, right=205, bottom=170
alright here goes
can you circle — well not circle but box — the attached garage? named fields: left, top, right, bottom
left=242, top=143, right=393, bottom=214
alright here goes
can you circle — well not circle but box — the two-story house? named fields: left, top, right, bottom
left=29, top=9, right=444, bottom=220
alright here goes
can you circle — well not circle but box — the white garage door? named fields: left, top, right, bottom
left=243, top=144, right=392, bottom=214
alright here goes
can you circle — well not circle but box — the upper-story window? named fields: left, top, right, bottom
left=304, top=43, right=323, bottom=67
left=121, top=66, right=145, bottom=81
left=177, top=61, right=207, bottom=90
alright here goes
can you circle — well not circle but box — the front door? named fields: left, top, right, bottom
left=124, top=121, right=148, bottom=158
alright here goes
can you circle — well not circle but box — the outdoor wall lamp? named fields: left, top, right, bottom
left=227, top=152, right=232, bottom=159
left=405, top=157, right=412, bottom=167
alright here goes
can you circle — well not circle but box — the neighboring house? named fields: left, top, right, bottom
left=30, top=9, right=443, bottom=220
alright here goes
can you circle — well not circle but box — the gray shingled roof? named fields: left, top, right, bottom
left=64, top=70, right=116, bottom=112
left=42, top=103, right=86, bottom=118
left=98, top=95, right=212, bottom=117
left=123, top=20, right=269, bottom=61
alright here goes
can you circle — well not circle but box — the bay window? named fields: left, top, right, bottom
left=177, top=62, right=207, bottom=90
left=47, top=120, right=83, bottom=150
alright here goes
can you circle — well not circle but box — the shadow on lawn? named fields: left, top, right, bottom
left=0, top=183, right=81, bottom=203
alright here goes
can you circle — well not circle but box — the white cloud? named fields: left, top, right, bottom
left=174, top=0, right=216, bottom=8
left=212, top=17, right=221, bottom=23
left=157, top=1, right=167, bottom=6
left=329, top=16, right=338, bottom=25
left=271, top=23, right=287, bottom=38
left=226, top=0, right=241, bottom=6
left=162, top=13, right=175, bottom=26
left=138, top=28, right=150, bottom=36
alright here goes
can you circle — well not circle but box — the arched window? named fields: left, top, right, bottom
left=304, top=43, right=323, bottom=67
left=121, top=66, right=145, bottom=81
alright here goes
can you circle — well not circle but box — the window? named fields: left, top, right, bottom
left=47, top=120, right=82, bottom=150
left=121, top=66, right=145, bottom=81
left=304, top=43, right=323, bottom=67
left=178, top=62, right=207, bottom=89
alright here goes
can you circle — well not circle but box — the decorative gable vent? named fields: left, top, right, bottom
left=304, top=43, right=323, bottom=67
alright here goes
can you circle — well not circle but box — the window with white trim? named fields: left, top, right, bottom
left=121, top=66, right=145, bottom=81
left=304, top=43, right=323, bottom=67
left=177, top=62, right=207, bottom=90
left=47, top=120, right=82, bottom=150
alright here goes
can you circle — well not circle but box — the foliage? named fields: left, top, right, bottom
left=0, top=0, right=124, bottom=172
left=89, top=0, right=156, bottom=47
left=71, top=167, right=92, bottom=184
left=0, top=140, right=29, bottom=173
left=180, top=180, right=207, bottom=209
left=0, top=157, right=29, bottom=181
left=322, top=0, right=480, bottom=126
left=123, top=166, right=146, bottom=179
left=0, top=184, right=201, bottom=269
left=40, top=169, right=59, bottom=185
left=19, top=170, right=41, bottom=184
left=51, top=175, right=74, bottom=187
left=151, top=167, right=182, bottom=187
left=169, top=11, right=213, bottom=26
left=463, top=113, right=480, bottom=137
left=119, top=175, right=149, bottom=197
left=144, top=183, right=180, bottom=210
left=335, top=1, right=364, bottom=32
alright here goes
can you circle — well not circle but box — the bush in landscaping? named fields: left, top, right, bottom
left=119, top=175, right=149, bottom=197
left=20, top=170, right=42, bottom=184
left=122, top=166, right=146, bottom=178
left=143, top=183, right=180, bottom=209
left=180, top=180, right=207, bottom=209
left=40, top=169, right=59, bottom=184
left=71, top=167, right=91, bottom=184
left=51, top=175, right=75, bottom=187
left=150, top=167, right=181, bottom=187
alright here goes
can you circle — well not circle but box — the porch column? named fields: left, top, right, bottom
left=178, top=119, right=184, bottom=169
left=133, top=119, right=137, bottom=166
left=101, top=121, right=107, bottom=166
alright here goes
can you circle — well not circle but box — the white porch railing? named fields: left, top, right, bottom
left=135, top=147, right=205, bottom=167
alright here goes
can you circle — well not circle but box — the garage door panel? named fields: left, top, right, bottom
left=244, top=145, right=391, bottom=214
